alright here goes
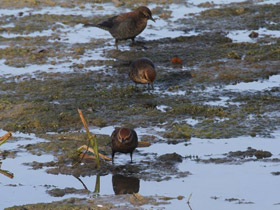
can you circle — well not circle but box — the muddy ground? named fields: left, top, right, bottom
left=1, top=0, right=280, bottom=209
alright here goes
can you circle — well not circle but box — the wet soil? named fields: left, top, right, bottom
left=1, top=0, right=280, bottom=209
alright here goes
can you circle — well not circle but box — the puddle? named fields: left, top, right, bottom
left=192, top=0, right=248, bottom=4
left=258, top=0, right=280, bottom=4
left=35, top=2, right=133, bottom=17
left=0, top=45, right=109, bottom=75
left=0, top=130, right=85, bottom=209
left=90, top=125, right=165, bottom=140
left=51, top=23, right=112, bottom=44
left=0, top=29, right=53, bottom=38
left=2, top=128, right=280, bottom=209
left=0, top=23, right=15, bottom=28
left=156, top=105, right=169, bottom=112
left=0, top=2, right=204, bottom=44
left=204, top=96, right=230, bottom=107
left=225, top=74, right=280, bottom=91
left=140, top=3, right=207, bottom=40
left=145, top=131, right=280, bottom=157
left=0, top=8, right=31, bottom=17
left=31, top=3, right=122, bottom=17
left=0, top=59, right=70, bottom=76
left=0, top=3, right=123, bottom=18
left=204, top=96, right=241, bottom=107
left=227, top=28, right=280, bottom=43
left=184, top=118, right=200, bottom=126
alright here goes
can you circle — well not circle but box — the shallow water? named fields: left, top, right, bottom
left=1, top=0, right=280, bottom=209
left=156, top=104, right=169, bottom=112
left=0, top=59, right=68, bottom=75
left=1, top=128, right=280, bottom=209
left=225, top=74, right=280, bottom=91
left=192, top=0, right=248, bottom=4
left=258, top=0, right=280, bottom=4
left=227, top=28, right=280, bottom=43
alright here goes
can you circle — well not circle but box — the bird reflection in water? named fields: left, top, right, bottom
left=112, top=174, right=140, bottom=195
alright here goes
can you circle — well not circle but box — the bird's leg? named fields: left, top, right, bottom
left=131, top=37, right=135, bottom=44
left=130, top=37, right=137, bottom=47
left=151, top=83, right=154, bottom=90
left=115, top=39, right=119, bottom=50
left=130, top=152, right=133, bottom=163
left=112, top=151, right=115, bottom=164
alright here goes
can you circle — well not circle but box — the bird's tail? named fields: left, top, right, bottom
left=83, top=23, right=98, bottom=27
left=144, top=67, right=156, bottom=83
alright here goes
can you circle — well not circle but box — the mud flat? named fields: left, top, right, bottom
left=0, top=0, right=280, bottom=209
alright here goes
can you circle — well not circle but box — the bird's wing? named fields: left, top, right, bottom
left=97, top=15, right=118, bottom=29
left=97, top=11, right=137, bottom=29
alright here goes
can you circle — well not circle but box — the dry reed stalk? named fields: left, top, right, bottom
left=78, top=145, right=112, bottom=161
left=78, top=109, right=100, bottom=168
left=0, top=169, right=14, bottom=179
left=0, top=132, right=12, bottom=146
left=137, top=141, right=151, bottom=147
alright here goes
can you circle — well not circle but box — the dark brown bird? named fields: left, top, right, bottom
left=96, top=6, right=155, bottom=47
left=129, top=57, right=156, bottom=89
left=111, top=127, right=138, bottom=163
left=112, top=174, right=140, bottom=195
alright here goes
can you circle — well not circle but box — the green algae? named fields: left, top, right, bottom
left=0, top=0, right=112, bottom=9
left=163, top=118, right=251, bottom=140
left=200, top=6, right=247, bottom=17
left=198, top=4, right=280, bottom=30
left=171, top=103, right=227, bottom=118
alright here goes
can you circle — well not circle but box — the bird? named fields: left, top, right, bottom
left=95, top=6, right=155, bottom=47
left=129, top=57, right=156, bottom=89
left=111, top=127, right=138, bottom=163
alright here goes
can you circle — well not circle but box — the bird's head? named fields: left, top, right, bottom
left=118, top=128, right=132, bottom=143
left=137, top=6, right=155, bottom=22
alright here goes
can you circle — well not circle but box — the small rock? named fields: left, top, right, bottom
left=249, top=31, right=259, bottom=38
left=271, top=171, right=280, bottom=176
left=254, top=150, right=272, bottom=159
left=77, top=64, right=84, bottom=69
left=158, top=152, right=183, bottom=163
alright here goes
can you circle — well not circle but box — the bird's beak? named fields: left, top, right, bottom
left=121, top=138, right=125, bottom=143
left=150, top=16, right=155, bottom=22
